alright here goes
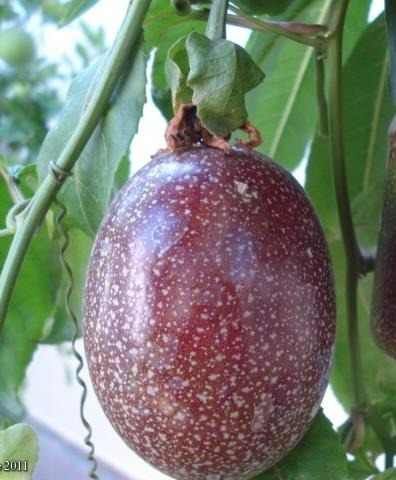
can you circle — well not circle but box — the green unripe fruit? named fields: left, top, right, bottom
left=0, top=28, right=35, bottom=67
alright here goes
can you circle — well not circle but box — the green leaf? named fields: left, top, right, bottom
left=253, top=412, right=349, bottom=480
left=166, top=36, right=193, bottom=111
left=246, top=0, right=371, bottom=169
left=0, top=424, right=38, bottom=479
left=144, top=0, right=205, bottom=119
left=186, top=32, right=264, bottom=136
left=37, top=48, right=146, bottom=236
left=305, top=16, right=395, bottom=414
left=342, top=421, right=382, bottom=478
left=0, top=174, right=62, bottom=425
left=348, top=457, right=378, bottom=480
left=372, top=469, right=396, bottom=480
left=59, top=0, right=99, bottom=25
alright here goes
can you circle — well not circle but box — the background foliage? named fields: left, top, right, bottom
left=0, top=0, right=395, bottom=478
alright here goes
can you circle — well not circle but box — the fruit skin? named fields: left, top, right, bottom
left=0, top=28, right=35, bottom=67
left=371, top=142, right=396, bottom=359
left=84, top=145, right=336, bottom=480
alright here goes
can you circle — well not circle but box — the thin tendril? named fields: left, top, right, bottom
left=55, top=200, right=99, bottom=480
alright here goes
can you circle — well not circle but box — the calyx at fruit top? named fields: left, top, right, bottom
left=165, top=31, right=264, bottom=150
left=165, top=103, right=261, bottom=152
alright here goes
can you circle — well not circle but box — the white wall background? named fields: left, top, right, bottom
left=23, top=0, right=383, bottom=478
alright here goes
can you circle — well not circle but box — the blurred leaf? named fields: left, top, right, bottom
left=0, top=4, right=17, bottom=21
left=79, top=21, right=105, bottom=49
left=0, top=181, right=61, bottom=425
left=253, top=412, right=349, bottom=480
left=144, top=0, right=205, bottom=119
left=342, top=419, right=382, bottom=478
left=75, top=21, right=107, bottom=68
left=37, top=48, right=147, bottom=236
left=372, top=469, right=396, bottom=479
left=60, top=0, right=99, bottom=25
left=348, top=456, right=378, bottom=480
left=0, top=424, right=38, bottom=479
left=246, top=0, right=371, bottom=169
left=186, top=32, right=264, bottom=136
left=0, top=59, right=61, bottom=163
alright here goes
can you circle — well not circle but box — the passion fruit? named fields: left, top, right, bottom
left=84, top=145, right=335, bottom=480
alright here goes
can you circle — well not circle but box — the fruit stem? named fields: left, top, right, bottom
left=0, top=0, right=152, bottom=332
left=206, top=0, right=229, bottom=41
left=327, top=0, right=367, bottom=410
left=315, top=47, right=329, bottom=137
left=227, top=6, right=327, bottom=48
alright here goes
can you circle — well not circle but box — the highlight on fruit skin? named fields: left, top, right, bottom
left=371, top=120, right=396, bottom=360
left=84, top=145, right=336, bottom=480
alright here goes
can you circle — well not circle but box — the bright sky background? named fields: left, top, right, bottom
left=24, top=1, right=385, bottom=479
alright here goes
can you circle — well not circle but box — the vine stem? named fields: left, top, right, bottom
left=0, top=165, right=25, bottom=204
left=315, top=48, right=329, bottom=136
left=228, top=7, right=327, bottom=48
left=191, top=8, right=327, bottom=48
left=0, top=0, right=152, bottom=331
left=327, top=0, right=367, bottom=410
left=206, top=0, right=229, bottom=41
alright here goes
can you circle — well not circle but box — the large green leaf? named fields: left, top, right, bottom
left=0, top=424, right=38, bottom=479
left=246, top=0, right=371, bottom=169
left=305, top=16, right=395, bottom=416
left=0, top=180, right=61, bottom=425
left=253, top=412, right=349, bottom=480
left=144, top=0, right=205, bottom=119
left=37, top=48, right=147, bottom=236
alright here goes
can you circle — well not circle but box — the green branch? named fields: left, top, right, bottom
left=326, top=0, right=367, bottom=410
left=315, top=48, right=329, bottom=136
left=206, top=0, right=229, bottom=41
left=228, top=7, right=327, bottom=48
left=191, top=8, right=328, bottom=48
left=0, top=0, right=152, bottom=332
